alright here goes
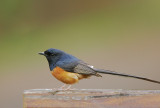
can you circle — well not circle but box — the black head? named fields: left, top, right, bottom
left=39, top=48, right=64, bottom=56
left=39, top=48, right=65, bottom=70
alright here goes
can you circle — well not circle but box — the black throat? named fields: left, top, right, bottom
left=46, top=56, right=60, bottom=71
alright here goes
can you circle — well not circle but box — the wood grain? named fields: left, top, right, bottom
left=23, top=89, right=160, bottom=108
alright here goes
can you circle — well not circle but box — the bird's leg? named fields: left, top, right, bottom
left=50, top=84, right=75, bottom=95
left=58, top=84, right=72, bottom=90
left=50, top=84, right=67, bottom=94
left=58, top=84, right=66, bottom=90
left=65, top=85, right=72, bottom=90
left=65, top=85, right=78, bottom=90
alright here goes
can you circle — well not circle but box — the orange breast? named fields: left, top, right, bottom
left=51, top=67, right=79, bottom=84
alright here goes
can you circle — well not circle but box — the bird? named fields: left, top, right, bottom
left=39, top=48, right=160, bottom=89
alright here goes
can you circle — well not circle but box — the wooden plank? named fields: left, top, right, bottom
left=23, top=89, right=160, bottom=108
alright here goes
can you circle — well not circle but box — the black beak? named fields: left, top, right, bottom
left=38, top=52, right=45, bottom=55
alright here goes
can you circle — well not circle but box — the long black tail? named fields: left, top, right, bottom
left=94, top=68, right=160, bottom=84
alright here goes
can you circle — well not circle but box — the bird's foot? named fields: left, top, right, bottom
left=58, top=84, right=72, bottom=90
left=51, top=84, right=72, bottom=92
left=58, top=84, right=67, bottom=90
left=49, top=85, right=78, bottom=95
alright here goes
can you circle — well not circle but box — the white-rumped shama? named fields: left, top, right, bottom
left=39, top=48, right=160, bottom=87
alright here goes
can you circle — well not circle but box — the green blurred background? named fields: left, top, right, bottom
left=0, top=0, right=160, bottom=107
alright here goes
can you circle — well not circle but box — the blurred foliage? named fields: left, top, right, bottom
left=1, top=1, right=160, bottom=108
left=0, top=0, right=160, bottom=74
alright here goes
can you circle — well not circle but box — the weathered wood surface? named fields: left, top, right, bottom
left=23, top=89, right=160, bottom=108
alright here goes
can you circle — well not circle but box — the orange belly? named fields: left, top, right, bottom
left=51, top=67, right=90, bottom=84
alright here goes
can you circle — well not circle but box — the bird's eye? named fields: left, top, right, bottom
left=51, top=53, right=58, bottom=56
left=44, top=51, right=52, bottom=56
left=44, top=51, right=57, bottom=56
left=51, top=54, right=54, bottom=56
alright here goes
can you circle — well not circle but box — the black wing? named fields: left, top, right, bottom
left=57, top=60, right=101, bottom=76
left=73, top=62, right=101, bottom=76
